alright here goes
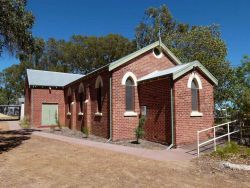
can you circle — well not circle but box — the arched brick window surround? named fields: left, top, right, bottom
left=122, top=72, right=138, bottom=117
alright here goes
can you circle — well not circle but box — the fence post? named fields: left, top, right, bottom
left=213, top=126, right=216, bottom=151
left=227, top=122, right=230, bottom=142
left=197, top=131, right=200, bottom=157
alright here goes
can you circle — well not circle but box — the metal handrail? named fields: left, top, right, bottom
left=197, top=120, right=239, bottom=157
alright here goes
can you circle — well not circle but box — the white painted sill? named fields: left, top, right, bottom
left=78, top=112, right=84, bottom=116
left=190, top=111, right=203, bottom=117
left=95, top=112, right=103, bottom=116
left=124, top=111, right=138, bottom=117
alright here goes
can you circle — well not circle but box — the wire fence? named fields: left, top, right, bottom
left=0, top=105, right=21, bottom=121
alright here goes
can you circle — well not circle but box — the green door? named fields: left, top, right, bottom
left=42, top=104, right=58, bottom=126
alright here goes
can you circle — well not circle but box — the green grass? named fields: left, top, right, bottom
left=211, top=141, right=250, bottom=159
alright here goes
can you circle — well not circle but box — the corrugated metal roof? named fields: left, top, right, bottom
left=27, top=69, right=84, bottom=87
left=137, top=63, right=191, bottom=82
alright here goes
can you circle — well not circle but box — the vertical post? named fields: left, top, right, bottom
left=214, top=126, right=216, bottom=151
left=197, top=131, right=200, bottom=157
left=227, top=122, right=230, bottom=142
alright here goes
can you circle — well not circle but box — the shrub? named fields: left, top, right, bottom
left=212, top=141, right=250, bottom=159
left=20, top=116, right=30, bottom=128
left=82, top=126, right=89, bottom=138
left=134, top=116, right=146, bottom=144
left=55, top=111, right=62, bottom=129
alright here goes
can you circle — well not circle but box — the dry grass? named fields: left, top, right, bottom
left=0, top=113, right=18, bottom=120
left=0, top=122, right=249, bottom=187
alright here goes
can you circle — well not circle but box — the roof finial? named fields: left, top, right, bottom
left=158, top=12, right=162, bottom=48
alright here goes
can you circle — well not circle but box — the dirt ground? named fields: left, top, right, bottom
left=0, top=122, right=249, bottom=188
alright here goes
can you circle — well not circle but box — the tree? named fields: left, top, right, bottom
left=0, top=88, right=8, bottom=105
left=231, top=56, right=250, bottom=119
left=0, top=0, right=34, bottom=56
left=0, top=61, right=32, bottom=104
left=63, top=34, right=136, bottom=74
left=19, top=37, right=69, bottom=72
left=135, top=5, right=231, bottom=107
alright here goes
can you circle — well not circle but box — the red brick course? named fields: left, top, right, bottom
left=24, top=80, right=31, bottom=122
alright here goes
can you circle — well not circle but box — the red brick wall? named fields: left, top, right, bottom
left=30, top=88, right=65, bottom=128
left=65, top=70, right=111, bottom=138
left=24, top=79, right=31, bottom=123
left=138, top=78, right=172, bottom=144
left=174, top=70, right=215, bottom=145
left=111, top=50, right=177, bottom=140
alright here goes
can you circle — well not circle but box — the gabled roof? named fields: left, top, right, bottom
left=138, top=60, right=218, bottom=85
left=27, top=69, right=84, bottom=87
left=108, top=41, right=182, bottom=71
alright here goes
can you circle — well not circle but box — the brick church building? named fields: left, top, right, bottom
left=25, top=41, right=218, bottom=146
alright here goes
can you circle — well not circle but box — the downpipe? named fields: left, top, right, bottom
left=167, top=79, right=175, bottom=150
left=106, top=76, right=112, bottom=143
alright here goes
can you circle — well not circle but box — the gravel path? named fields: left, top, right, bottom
left=43, top=127, right=167, bottom=150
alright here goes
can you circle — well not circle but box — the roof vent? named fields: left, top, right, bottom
left=153, top=47, right=162, bottom=58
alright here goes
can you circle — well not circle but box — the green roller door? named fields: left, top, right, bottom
left=42, top=104, right=58, bottom=126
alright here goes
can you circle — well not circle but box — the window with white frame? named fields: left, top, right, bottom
left=187, top=72, right=203, bottom=116
left=121, top=72, right=138, bottom=116
left=153, top=47, right=163, bottom=58
left=191, top=79, right=199, bottom=112
left=125, top=77, right=135, bottom=111
left=95, top=76, right=103, bottom=114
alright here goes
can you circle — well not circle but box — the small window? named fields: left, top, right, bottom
left=153, top=47, right=162, bottom=58
left=126, top=77, right=135, bottom=111
left=97, top=82, right=102, bottom=113
left=191, top=79, right=199, bottom=111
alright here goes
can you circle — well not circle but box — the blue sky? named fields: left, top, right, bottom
left=0, top=0, right=249, bottom=71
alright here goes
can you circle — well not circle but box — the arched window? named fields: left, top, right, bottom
left=67, top=88, right=72, bottom=113
left=78, top=84, right=85, bottom=113
left=191, top=79, right=199, bottom=111
left=125, top=77, right=135, bottom=111
left=97, top=82, right=102, bottom=112
left=95, top=76, right=103, bottom=113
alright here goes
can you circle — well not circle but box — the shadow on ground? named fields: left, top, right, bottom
left=0, top=129, right=39, bottom=154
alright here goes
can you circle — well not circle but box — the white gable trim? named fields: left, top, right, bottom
left=121, top=72, right=137, bottom=86
left=187, top=72, right=202, bottom=89
left=95, top=75, right=103, bottom=88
